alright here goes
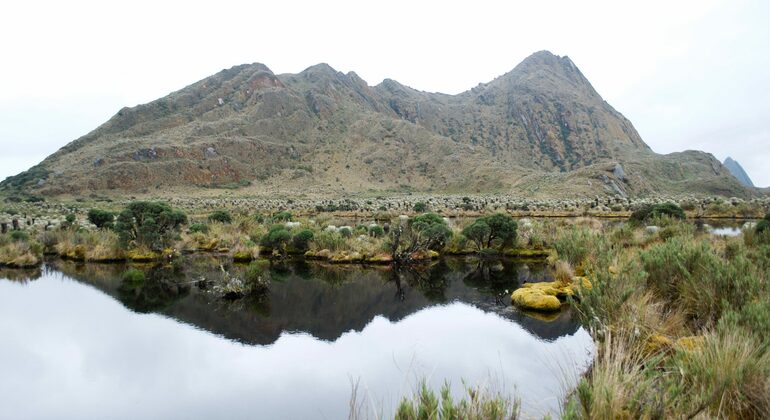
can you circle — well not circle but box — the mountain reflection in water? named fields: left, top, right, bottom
left=47, top=256, right=580, bottom=343
left=0, top=257, right=593, bottom=419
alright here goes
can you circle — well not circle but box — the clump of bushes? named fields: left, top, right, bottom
left=115, top=201, right=187, bottom=250
left=87, top=209, right=115, bottom=229
left=388, top=213, right=452, bottom=263
left=188, top=223, right=209, bottom=234
left=461, top=213, right=518, bottom=251
left=291, top=229, right=314, bottom=252
left=208, top=210, right=232, bottom=224
left=629, top=202, right=685, bottom=223
left=260, top=225, right=291, bottom=255
left=413, top=202, right=427, bottom=213
left=755, top=212, right=770, bottom=234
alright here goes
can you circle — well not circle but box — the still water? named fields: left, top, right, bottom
left=0, top=258, right=593, bottom=419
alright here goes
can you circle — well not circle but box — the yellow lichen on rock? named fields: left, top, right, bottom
left=511, top=276, right=592, bottom=312
left=511, top=287, right=562, bottom=311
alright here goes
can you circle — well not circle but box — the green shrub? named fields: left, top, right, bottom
left=462, top=220, right=491, bottom=250
left=189, top=223, right=209, bottom=233
left=409, top=213, right=452, bottom=250
left=291, top=229, right=314, bottom=252
left=413, top=202, right=427, bottom=213
left=338, top=227, right=352, bottom=238
left=461, top=213, right=517, bottom=251
left=115, top=201, right=187, bottom=250
left=260, top=225, right=291, bottom=253
left=369, top=225, right=385, bottom=238
left=640, top=238, right=763, bottom=328
left=629, top=203, right=685, bottom=223
left=208, top=210, right=233, bottom=224
left=756, top=219, right=770, bottom=234
left=65, top=214, right=77, bottom=225
left=9, top=230, right=29, bottom=242
left=87, top=209, right=115, bottom=229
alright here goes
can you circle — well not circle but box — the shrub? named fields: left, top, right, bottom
left=756, top=219, right=770, bottom=234
left=338, top=227, right=353, bottom=238
left=369, top=225, right=385, bottom=238
left=413, top=202, right=427, bottom=213
left=462, top=220, right=491, bottom=250
left=387, top=213, right=452, bottom=262
left=409, top=213, right=452, bottom=250
left=208, top=210, right=233, bottom=224
left=10, top=231, right=29, bottom=242
left=461, top=213, right=517, bottom=251
left=260, top=225, right=291, bottom=254
left=87, top=209, right=115, bottom=229
left=65, top=214, right=77, bottom=225
left=115, top=201, right=187, bottom=250
left=189, top=223, right=209, bottom=234
left=291, top=229, right=314, bottom=252
left=629, top=203, right=685, bottom=223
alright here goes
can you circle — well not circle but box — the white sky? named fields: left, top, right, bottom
left=1, top=0, right=768, bottom=187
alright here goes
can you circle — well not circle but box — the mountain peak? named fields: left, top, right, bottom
left=723, top=157, right=755, bottom=188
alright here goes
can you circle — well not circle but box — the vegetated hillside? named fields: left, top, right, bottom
left=0, top=51, right=754, bottom=198
left=722, top=157, right=755, bottom=188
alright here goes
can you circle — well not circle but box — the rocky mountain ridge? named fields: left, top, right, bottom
left=0, top=51, right=755, bottom=198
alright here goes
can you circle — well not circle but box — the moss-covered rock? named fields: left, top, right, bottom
left=503, top=248, right=555, bottom=260
left=511, top=288, right=562, bottom=311
left=511, top=276, right=591, bottom=312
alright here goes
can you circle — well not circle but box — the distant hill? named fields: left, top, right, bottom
left=0, top=51, right=754, bottom=198
left=722, top=157, right=755, bottom=188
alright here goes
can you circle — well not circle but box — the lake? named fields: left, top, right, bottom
left=0, top=257, right=594, bottom=419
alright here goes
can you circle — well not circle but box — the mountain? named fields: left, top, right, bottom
left=0, top=51, right=754, bottom=198
left=722, top=157, right=755, bottom=188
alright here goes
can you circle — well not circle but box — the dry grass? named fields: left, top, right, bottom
left=0, top=241, right=42, bottom=267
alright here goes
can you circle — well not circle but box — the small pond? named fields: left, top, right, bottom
left=0, top=257, right=593, bottom=419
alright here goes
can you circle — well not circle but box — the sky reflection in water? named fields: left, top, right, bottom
left=0, top=261, right=593, bottom=419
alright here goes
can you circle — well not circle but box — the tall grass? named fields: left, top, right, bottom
left=566, top=218, right=769, bottom=419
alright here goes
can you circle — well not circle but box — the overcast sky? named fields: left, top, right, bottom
left=1, top=0, right=768, bottom=187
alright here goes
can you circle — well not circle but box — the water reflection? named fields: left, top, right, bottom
left=0, top=257, right=594, bottom=418
left=46, top=257, right=579, bottom=344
